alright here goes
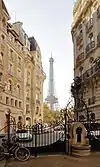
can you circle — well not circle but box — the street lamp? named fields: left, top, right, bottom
left=5, top=108, right=11, bottom=144
left=71, top=76, right=90, bottom=122
left=71, top=76, right=84, bottom=121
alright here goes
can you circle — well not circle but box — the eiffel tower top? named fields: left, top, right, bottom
left=49, top=53, right=54, bottom=62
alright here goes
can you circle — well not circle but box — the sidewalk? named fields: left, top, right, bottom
left=6, top=153, right=100, bottom=167
left=0, top=160, right=6, bottom=167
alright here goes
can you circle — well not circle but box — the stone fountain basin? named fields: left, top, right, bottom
left=72, top=144, right=91, bottom=150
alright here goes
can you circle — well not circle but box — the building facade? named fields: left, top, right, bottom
left=0, top=0, right=45, bottom=130
left=71, top=0, right=100, bottom=119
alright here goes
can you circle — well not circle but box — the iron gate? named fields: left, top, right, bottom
left=5, top=110, right=71, bottom=156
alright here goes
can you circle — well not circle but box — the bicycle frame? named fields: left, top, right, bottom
left=2, top=141, right=19, bottom=154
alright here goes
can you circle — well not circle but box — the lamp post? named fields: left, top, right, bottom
left=71, top=76, right=85, bottom=121
left=71, top=76, right=90, bottom=122
left=63, top=100, right=72, bottom=155
left=6, top=108, right=11, bottom=144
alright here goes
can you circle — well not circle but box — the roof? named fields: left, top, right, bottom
left=2, top=0, right=10, bottom=19
left=28, top=37, right=39, bottom=51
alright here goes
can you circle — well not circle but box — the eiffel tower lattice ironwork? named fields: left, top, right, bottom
left=45, top=54, right=58, bottom=111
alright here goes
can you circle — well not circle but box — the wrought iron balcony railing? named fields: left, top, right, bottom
left=86, top=41, right=95, bottom=55
left=97, top=32, right=100, bottom=47
left=36, top=99, right=40, bottom=104
left=26, top=110, right=30, bottom=114
left=76, top=31, right=83, bottom=45
left=97, top=6, right=100, bottom=18
left=80, top=63, right=100, bottom=82
left=26, top=97, right=30, bottom=101
left=76, top=52, right=84, bottom=65
left=86, top=18, right=93, bottom=33
left=88, top=96, right=96, bottom=105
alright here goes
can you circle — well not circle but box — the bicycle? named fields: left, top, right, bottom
left=0, top=138, right=30, bottom=162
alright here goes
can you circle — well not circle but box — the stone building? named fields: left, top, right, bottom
left=0, top=0, right=45, bottom=130
left=71, top=0, right=100, bottom=119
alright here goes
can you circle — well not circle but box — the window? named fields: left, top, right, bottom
left=0, top=72, right=3, bottom=81
left=26, top=89, right=29, bottom=97
left=17, top=69, right=21, bottom=78
left=0, top=96, right=2, bottom=101
left=19, top=101, right=21, bottom=108
left=10, top=49, right=13, bottom=60
left=1, top=34, right=5, bottom=44
left=36, top=106, right=39, bottom=114
left=26, top=104, right=29, bottom=111
left=17, top=85, right=20, bottom=96
left=0, top=52, right=3, bottom=62
left=11, top=99, right=14, bottom=106
left=27, top=71, right=30, bottom=77
left=8, top=80, right=12, bottom=92
left=8, top=63, right=13, bottom=74
left=6, top=97, right=9, bottom=104
left=18, top=57, right=21, bottom=66
left=36, top=93, right=39, bottom=100
left=2, top=18, right=6, bottom=27
left=15, top=100, right=18, bottom=107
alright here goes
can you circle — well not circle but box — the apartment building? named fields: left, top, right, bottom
left=71, top=0, right=100, bottom=119
left=0, top=0, right=45, bottom=130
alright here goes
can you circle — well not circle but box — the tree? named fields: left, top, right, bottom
left=43, top=103, right=54, bottom=124
left=43, top=103, right=63, bottom=124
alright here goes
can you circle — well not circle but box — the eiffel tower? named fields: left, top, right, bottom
left=45, top=54, right=59, bottom=111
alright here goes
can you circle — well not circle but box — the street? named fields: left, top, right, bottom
left=4, top=153, right=100, bottom=167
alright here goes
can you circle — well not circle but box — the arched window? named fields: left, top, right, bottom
left=17, top=85, right=20, bottom=96
left=8, top=80, right=12, bottom=92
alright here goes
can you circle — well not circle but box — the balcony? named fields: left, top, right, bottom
left=76, top=52, right=84, bottom=65
left=88, top=96, right=96, bottom=105
left=86, top=18, right=93, bottom=33
left=26, top=82, right=30, bottom=87
left=26, top=97, right=30, bottom=101
left=86, top=41, right=95, bottom=55
left=76, top=31, right=83, bottom=45
left=36, top=99, right=40, bottom=104
left=97, top=6, right=100, bottom=18
left=97, top=33, right=100, bottom=47
left=26, top=110, right=30, bottom=114
left=80, top=63, right=100, bottom=82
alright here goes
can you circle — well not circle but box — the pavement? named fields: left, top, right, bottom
left=1, top=153, right=100, bottom=167
left=0, top=160, right=7, bottom=167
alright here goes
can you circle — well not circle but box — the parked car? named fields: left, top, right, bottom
left=12, top=130, right=33, bottom=142
left=84, top=122, right=100, bottom=138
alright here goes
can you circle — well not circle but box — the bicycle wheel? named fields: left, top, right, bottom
left=0, top=146, right=5, bottom=161
left=15, top=147, right=30, bottom=161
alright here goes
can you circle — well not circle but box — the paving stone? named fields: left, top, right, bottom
left=6, top=154, right=100, bottom=167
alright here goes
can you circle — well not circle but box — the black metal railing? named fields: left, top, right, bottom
left=88, top=96, right=96, bottom=105
left=97, top=32, right=100, bottom=47
left=97, top=6, right=100, bottom=18
left=86, top=18, right=93, bottom=33
left=36, top=99, right=40, bottom=104
left=80, top=63, right=100, bottom=82
left=76, top=52, right=84, bottom=64
left=76, top=31, right=83, bottom=45
left=86, top=41, right=95, bottom=55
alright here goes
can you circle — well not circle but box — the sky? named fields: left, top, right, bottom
left=4, top=0, right=74, bottom=108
